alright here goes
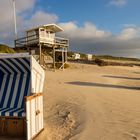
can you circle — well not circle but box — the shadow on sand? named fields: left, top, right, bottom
left=66, top=81, right=140, bottom=91
left=102, top=75, right=140, bottom=80
left=134, top=72, right=140, bottom=74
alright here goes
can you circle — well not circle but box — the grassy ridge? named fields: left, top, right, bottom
left=0, top=45, right=139, bottom=62
left=92, top=55, right=140, bottom=62
left=68, top=52, right=140, bottom=62
left=0, top=44, right=15, bottom=53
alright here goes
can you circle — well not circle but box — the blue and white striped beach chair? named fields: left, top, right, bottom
left=0, top=53, right=45, bottom=140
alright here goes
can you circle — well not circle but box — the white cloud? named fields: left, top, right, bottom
left=15, top=0, right=36, bottom=13
left=123, top=24, right=137, bottom=28
left=108, top=0, right=127, bottom=7
left=24, top=11, right=58, bottom=29
left=58, top=22, right=140, bottom=58
left=0, top=0, right=58, bottom=45
left=117, top=27, right=140, bottom=40
left=59, top=21, right=140, bottom=42
left=0, top=0, right=36, bottom=41
left=59, top=22, right=111, bottom=39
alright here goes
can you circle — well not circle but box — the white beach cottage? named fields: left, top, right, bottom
left=86, top=54, right=92, bottom=60
left=0, top=53, right=45, bottom=140
left=74, top=53, right=80, bottom=60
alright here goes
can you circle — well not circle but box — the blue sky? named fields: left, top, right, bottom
left=0, top=0, right=140, bottom=58
left=35, top=0, right=140, bottom=33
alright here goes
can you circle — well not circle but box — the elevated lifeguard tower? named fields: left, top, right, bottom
left=15, top=24, right=69, bottom=69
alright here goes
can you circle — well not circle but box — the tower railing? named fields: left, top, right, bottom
left=15, top=34, right=69, bottom=48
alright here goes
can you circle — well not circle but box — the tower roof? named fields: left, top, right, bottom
left=26, top=24, right=63, bottom=33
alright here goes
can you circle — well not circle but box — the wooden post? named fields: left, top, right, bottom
left=62, top=48, right=64, bottom=71
left=27, top=46, right=30, bottom=53
left=65, top=48, right=68, bottom=63
left=39, top=44, right=42, bottom=65
left=53, top=46, right=55, bottom=71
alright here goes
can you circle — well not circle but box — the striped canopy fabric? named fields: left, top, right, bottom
left=0, top=57, right=31, bottom=117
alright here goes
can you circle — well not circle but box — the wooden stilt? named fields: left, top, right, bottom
left=62, top=48, right=64, bottom=71
left=53, top=46, right=55, bottom=71
left=39, top=44, right=42, bottom=65
left=65, top=48, right=68, bottom=63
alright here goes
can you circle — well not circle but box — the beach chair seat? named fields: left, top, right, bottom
left=0, top=108, right=25, bottom=117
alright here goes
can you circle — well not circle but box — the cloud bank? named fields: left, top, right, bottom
left=59, top=22, right=140, bottom=58
left=0, top=0, right=140, bottom=58
left=0, top=0, right=58, bottom=44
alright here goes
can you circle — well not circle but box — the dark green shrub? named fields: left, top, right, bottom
left=94, top=58, right=107, bottom=66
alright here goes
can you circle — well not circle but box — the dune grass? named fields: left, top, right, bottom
left=0, top=44, right=15, bottom=53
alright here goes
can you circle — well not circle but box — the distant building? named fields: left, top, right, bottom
left=86, top=54, right=92, bottom=60
left=74, top=53, right=80, bottom=60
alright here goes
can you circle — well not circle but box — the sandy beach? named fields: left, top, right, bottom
left=35, top=62, right=140, bottom=140
left=1, top=62, right=140, bottom=140
left=1, top=0, right=140, bottom=139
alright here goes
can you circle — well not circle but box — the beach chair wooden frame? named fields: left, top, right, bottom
left=0, top=53, right=45, bottom=140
